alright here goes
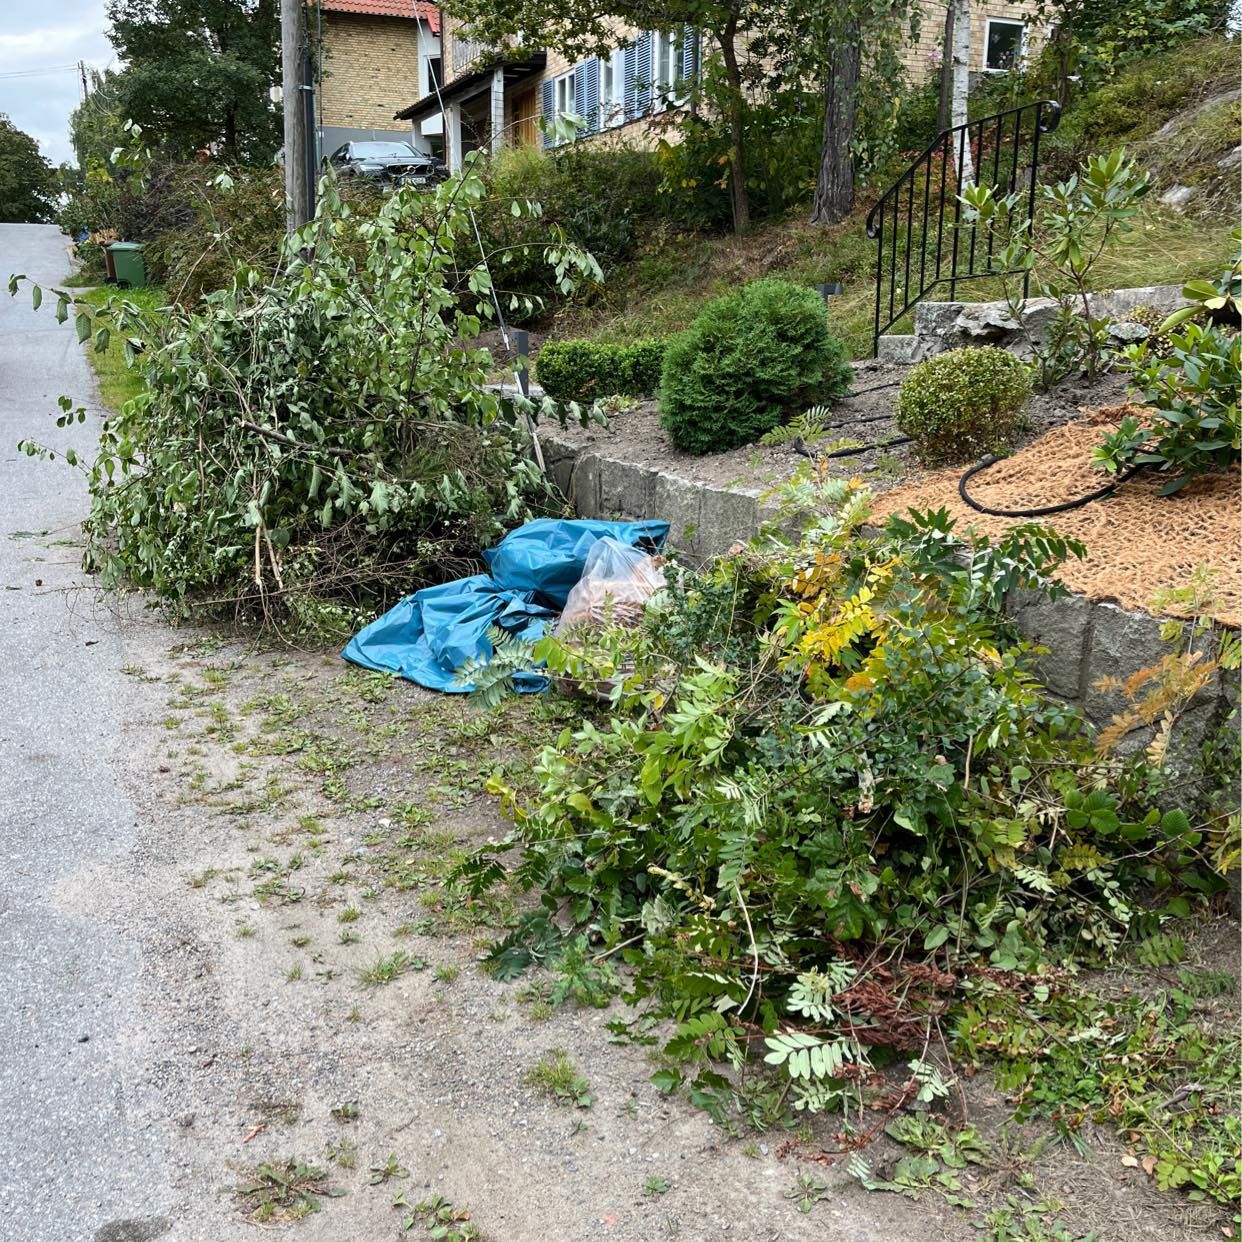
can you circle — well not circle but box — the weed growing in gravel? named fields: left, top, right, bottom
left=394, top=1193, right=481, bottom=1239
left=324, top=1138, right=357, bottom=1169
left=358, top=950, right=424, bottom=987
left=643, top=1175, right=671, bottom=1196
left=330, top=1101, right=361, bottom=1122
left=235, top=1159, right=342, bottom=1222
left=368, top=1153, right=409, bottom=1185
left=433, top=964, right=460, bottom=984
left=526, top=1049, right=593, bottom=1108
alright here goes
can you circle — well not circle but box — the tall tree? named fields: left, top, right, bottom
left=948, top=0, right=975, bottom=183
left=68, top=69, right=130, bottom=178
left=0, top=115, right=58, bottom=223
left=105, top=0, right=281, bottom=162
left=441, top=0, right=760, bottom=231
left=773, top=0, right=918, bottom=225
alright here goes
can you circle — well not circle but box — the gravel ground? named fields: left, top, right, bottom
left=543, top=361, right=1131, bottom=498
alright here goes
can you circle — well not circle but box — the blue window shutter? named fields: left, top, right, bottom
left=573, top=62, right=587, bottom=129
left=681, top=26, right=700, bottom=84
left=541, top=78, right=556, bottom=147
left=584, top=58, right=601, bottom=134
left=634, top=31, right=653, bottom=116
left=623, top=42, right=638, bottom=120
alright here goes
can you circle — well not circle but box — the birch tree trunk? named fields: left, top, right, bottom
left=949, top=0, right=975, bottom=186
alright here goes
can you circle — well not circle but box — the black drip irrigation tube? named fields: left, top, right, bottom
left=958, top=455, right=1145, bottom=518
left=794, top=434, right=913, bottom=460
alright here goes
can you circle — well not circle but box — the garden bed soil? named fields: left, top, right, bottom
left=544, top=362, right=1130, bottom=498
left=871, top=406, right=1242, bottom=627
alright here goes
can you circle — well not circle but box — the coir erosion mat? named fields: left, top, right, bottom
left=871, top=406, right=1241, bottom=627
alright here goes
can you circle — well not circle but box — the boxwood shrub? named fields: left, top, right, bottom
left=895, top=346, right=1031, bottom=466
left=535, top=339, right=666, bottom=403
left=658, top=279, right=852, bottom=455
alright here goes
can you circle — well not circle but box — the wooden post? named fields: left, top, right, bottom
left=281, top=0, right=309, bottom=233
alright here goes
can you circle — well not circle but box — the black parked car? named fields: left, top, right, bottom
left=325, top=141, right=447, bottom=187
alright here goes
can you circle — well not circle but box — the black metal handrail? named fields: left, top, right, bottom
left=866, top=99, right=1061, bottom=356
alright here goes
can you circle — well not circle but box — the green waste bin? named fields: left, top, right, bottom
left=108, top=242, right=146, bottom=289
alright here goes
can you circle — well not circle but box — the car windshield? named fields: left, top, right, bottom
left=350, top=143, right=416, bottom=159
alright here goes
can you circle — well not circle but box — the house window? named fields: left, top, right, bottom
left=984, top=19, right=1024, bottom=72
left=652, top=29, right=684, bottom=107
left=554, top=69, right=575, bottom=122
left=427, top=56, right=442, bottom=91
left=600, top=48, right=626, bottom=127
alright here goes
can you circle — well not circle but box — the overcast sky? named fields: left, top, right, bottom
left=0, top=0, right=113, bottom=166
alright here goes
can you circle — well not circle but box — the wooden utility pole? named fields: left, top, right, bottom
left=281, top=0, right=309, bottom=232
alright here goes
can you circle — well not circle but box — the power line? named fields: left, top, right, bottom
left=0, top=64, right=85, bottom=80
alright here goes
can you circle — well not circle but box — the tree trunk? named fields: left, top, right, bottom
left=949, top=0, right=975, bottom=185
left=223, top=109, right=238, bottom=161
left=716, top=17, right=750, bottom=233
left=810, top=29, right=860, bottom=226
left=936, top=1, right=955, bottom=134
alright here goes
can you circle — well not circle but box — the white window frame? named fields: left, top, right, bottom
left=652, top=29, right=685, bottom=109
left=600, top=48, right=626, bottom=128
left=553, top=69, right=575, bottom=122
left=983, top=18, right=1026, bottom=73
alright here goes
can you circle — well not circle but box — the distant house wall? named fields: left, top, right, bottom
left=426, top=6, right=1046, bottom=169
left=319, top=10, right=422, bottom=146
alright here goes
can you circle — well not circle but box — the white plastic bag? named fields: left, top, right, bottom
left=556, top=537, right=666, bottom=635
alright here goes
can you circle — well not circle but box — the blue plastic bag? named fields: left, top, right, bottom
left=342, top=518, right=670, bottom=693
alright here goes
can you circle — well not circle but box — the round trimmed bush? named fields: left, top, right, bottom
left=895, top=346, right=1032, bottom=466
left=658, top=279, right=853, bottom=455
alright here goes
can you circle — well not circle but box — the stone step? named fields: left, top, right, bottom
left=875, top=334, right=918, bottom=365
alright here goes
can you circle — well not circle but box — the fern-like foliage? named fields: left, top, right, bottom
left=452, top=625, right=539, bottom=707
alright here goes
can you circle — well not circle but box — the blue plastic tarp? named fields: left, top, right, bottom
left=341, top=518, right=669, bottom=693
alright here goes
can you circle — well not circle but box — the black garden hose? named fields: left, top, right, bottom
left=958, top=454, right=1145, bottom=518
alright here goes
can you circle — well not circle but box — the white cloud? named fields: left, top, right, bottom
left=0, top=3, right=114, bottom=165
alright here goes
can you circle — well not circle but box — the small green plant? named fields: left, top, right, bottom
left=757, top=404, right=860, bottom=449
left=433, top=963, right=460, bottom=983
left=658, top=279, right=852, bottom=455
left=358, top=950, right=423, bottom=987
left=643, top=1175, right=672, bottom=1196
left=1095, top=256, right=1241, bottom=492
left=368, top=1153, right=409, bottom=1185
left=330, top=1100, right=361, bottom=1122
left=526, top=1049, right=593, bottom=1108
left=895, top=347, right=1031, bottom=465
left=394, top=1192, right=481, bottom=1239
left=535, top=338, right=666, bottom=403
left=961, top=147, right=1152, bottom=383
left=235, top=1159, right=343, bottom=1222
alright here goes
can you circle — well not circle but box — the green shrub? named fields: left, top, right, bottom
left=13, top=168, right=599, bottom=627
left=658, top=279, right=852, bottom=455
left=895, top=347, right=1031, bottom=466
left=470, top=143, right=664, bottom=321
left=536, top=339, right=666, bottom=403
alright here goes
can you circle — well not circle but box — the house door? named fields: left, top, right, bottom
left=509, top=86, right=537, bottom=148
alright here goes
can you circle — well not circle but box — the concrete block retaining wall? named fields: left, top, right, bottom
left=542, top=427, right=1238, bottom=735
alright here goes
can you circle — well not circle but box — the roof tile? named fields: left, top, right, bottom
left=316, top=0, right=440, bottom=33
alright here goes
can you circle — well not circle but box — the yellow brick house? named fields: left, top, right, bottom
left=312, top=0, right=443, bottom=159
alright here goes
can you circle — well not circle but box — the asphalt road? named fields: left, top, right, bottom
left=0, top=225, right=173, bottom=1242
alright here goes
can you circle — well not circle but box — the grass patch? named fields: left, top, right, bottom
left=80, top=285, right=166, bottom=412
left=559, top=203, right=1235, bottom=361
left=526, top=1048, right=593, bottom=1108
left=357, top=949, right=424, bottom=987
